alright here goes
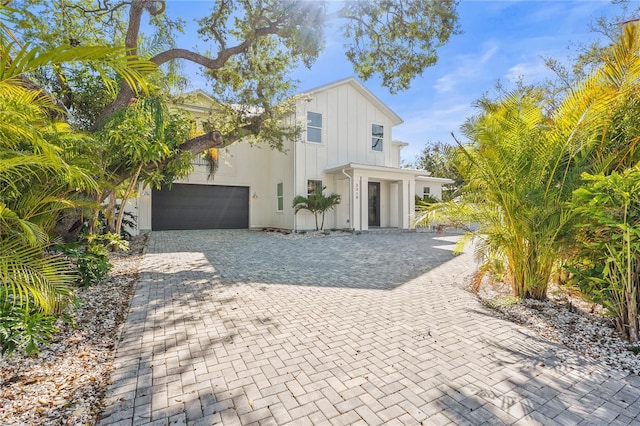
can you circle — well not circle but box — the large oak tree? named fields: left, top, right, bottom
left=13, top=0, right=460, bottom=156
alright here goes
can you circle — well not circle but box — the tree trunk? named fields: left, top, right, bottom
left=88, top=192, right=102, bottom=235
left=91, top=0, right=274, bottom=132
left=626, top=275, right=639, bottom=343
left=114, top=164, right=143, bottom=239
left=106, top=192, right=117, bottom=233
left=53, top=209, right=85, bottom=242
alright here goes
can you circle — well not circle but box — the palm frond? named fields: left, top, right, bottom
left=0, top=236, right=76, bottom=314
left=0, top=41, right=157, bottom=96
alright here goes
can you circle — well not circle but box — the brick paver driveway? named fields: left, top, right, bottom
left=100, top=230, right=640, bottom=425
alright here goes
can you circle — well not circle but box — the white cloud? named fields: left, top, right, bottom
left=504, top=60, right=552, bottom=84
left=433, top=75, right=456, bottom=94
left=394, top=103, right=475, bottom=162
left=480, top=45, right=499, bottom=64
left=433, top=42, right=499, bottom=94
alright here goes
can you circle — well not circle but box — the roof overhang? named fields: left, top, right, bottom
left=416, top=175, right=456, bottom=184
left=392, top=140, right=409, bottom=147
left=325, top=162, right=430, bottom=177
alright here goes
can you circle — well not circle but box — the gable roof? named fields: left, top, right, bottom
left=172, top=90, right=219, bottom=113
left=174, top=78, right=404, bottom=126
left=300, top=77, right=403, bottom=126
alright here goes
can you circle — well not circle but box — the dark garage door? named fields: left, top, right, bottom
left=152, top=184, right=249, bottom=230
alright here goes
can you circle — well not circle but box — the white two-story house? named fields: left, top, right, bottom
left=135, top=77, right=452, bottom=232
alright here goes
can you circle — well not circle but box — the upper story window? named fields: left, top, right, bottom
left=307, top=179, right=322, bottom=196
left=307, top=112, right=322, bottom=143
left=372, top=124, right=383, bottom=151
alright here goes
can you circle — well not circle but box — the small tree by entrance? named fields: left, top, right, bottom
left=292, top=187, right=341, bottom=231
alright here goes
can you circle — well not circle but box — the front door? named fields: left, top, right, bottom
left=368, top=182, right=380, bottom=227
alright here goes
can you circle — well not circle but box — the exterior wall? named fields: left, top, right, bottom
left=415, top=180, right=444, bottom=201
left=138, top=141, right=290, bottom=231
left=390, top=144, right=404, bottom=168
left=135, top=82, right=447, bottom=233
left=269, top=137, right=296, bottom=229
left=334, top=177, right=351, bottom=229
left=293, top=82, right=402, bottom=231
left=137, top=90, right=295, bottom=231
left=298, top=83, right=396, bottom=172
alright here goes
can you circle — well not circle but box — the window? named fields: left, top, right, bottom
left=423, top=186, right=431, bottom=200
left=307, top=179, right=322, bottom=196
left=307, top=112, right=322, bottom=143
left=276, top=183, right=284, bottom=211
left=372, top=124, right=383, bottom=151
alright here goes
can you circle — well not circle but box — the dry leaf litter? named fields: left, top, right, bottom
left=474, top=275, right=640, bottom=375
left=0, top=234, right=146, bottom=426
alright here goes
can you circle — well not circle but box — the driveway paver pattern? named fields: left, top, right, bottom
left=99, top=230, right=640, bottom=425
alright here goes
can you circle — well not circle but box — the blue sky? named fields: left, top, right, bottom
left=166, top=1, right=622, bottom=165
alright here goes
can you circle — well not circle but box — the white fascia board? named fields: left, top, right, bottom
left=325, top=162, right=428, bottom=177
left=416, top=175, right=455, bottom=184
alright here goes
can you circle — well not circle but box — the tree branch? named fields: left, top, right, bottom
left=150, top=45, right=246, bottom=68
left=179, top=130, right=230, bottom=154
left=92, top=8, right=284, bottom=131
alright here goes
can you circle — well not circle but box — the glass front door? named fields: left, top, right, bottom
left=368, top=182, right=380, bottom=227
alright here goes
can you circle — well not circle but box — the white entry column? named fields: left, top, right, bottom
left=360, top=175, right=369, bottom=231
left=408, top=179, right=416, bottom=228
left=389, top=182, right=399, bottom=228
left=399, top=178, right=410, bottom=229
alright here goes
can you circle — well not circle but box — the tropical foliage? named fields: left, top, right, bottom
left=451, top=88, right=566, bottom=299
left=95, top=96, right=193, bottom=237
left=568, top=168, right=640, bottom=342
left=0, top=6, right=155, bottom=354
left=293, top=187, right=341, bottom=231
left=10, top=0, right=460, bottom=179
left=417, top=23, right=640, bottom=308
left=414, top=141, right=464, bottom=201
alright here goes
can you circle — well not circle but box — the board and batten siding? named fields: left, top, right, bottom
left=293, top=83, right=397, bottom=229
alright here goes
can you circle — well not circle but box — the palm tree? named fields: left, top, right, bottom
left=418, top=23, right=640, bottom=300
left=455, top=88, right=565, bottom=299
left=292, top=187, right=341, bottom=231
left=0, top=5, right=156, bottom=353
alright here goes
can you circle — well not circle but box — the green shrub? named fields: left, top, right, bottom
left=79, top=249, right=111, bottom=286
left=56, top=233, right=126, bottom=286
left=0, top=288, right=73, bottom=356
left=568, top=168, right=640, bottom=342
left=95, top=208, right=137, bottom=240
left=0, top=309, right=58, bottom=356
left=59, top=245, right=110, bottom=287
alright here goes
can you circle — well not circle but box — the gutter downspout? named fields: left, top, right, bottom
left=341, top=168, right=353, bottom=231
left=359, top=176, right=363, bottom=231
left=293, top=111, right=298, bottom=232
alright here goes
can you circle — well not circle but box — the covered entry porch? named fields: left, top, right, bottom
left=325, top=163, right=427, bottom=231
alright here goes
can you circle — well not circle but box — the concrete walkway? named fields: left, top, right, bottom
left=99, top=230, right=640, bottom=425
